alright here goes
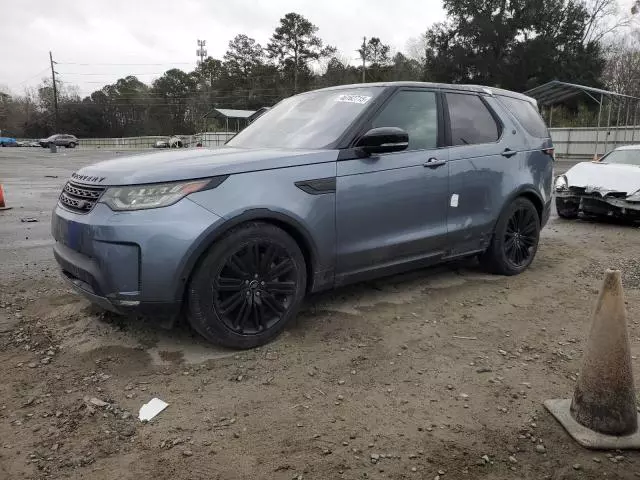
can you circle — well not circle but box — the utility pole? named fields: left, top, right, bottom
left=49, top=51, right=59, bottom=132
left=360, top=36, right=367, bottom=83
left=196, top=39, right=207, bottom=66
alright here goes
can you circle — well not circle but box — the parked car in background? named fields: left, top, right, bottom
left=153, top=136, right=186, bottom=148
left=51, top=82, right=553, bottom=349
left=0, top=136, right=17, bottom=147
left=555, top=144, right=640, bottom=221
left=39, top=134, right=79, bottom=148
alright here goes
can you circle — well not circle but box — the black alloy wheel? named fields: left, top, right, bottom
left=187, top=222, right=306, bottom=349
left=503, top=205, right=538, bottom=268
left=480, top=197, right=540, bottom=275
left=214, top=241, right=297, bottom=335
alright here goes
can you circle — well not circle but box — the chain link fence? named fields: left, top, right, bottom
left=16, top=132, right=236, bottom=149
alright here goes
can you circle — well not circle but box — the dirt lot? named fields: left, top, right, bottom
left=1, top=148, right=640, bottom=479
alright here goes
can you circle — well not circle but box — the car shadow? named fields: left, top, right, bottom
left=91, top=256, right=489, bottom=356
left=577, top=214, right=640, bottom=228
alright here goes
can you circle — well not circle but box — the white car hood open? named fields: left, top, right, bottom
left=565, top=162, right=640, bottom=195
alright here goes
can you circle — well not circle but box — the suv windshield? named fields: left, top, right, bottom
left=602, top=149, right=640, bottom=166
left=227, top=87, right=384, bottom=149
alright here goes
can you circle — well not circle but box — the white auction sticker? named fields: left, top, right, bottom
left=336, top=94, right=371, bottom=104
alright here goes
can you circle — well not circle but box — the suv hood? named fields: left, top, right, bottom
left=566, top=161, right=640, bottom=195
left=71, top=147, right=338, bottom=186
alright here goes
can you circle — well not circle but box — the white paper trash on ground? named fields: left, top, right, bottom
left=139, top=398, right=169, bottom=422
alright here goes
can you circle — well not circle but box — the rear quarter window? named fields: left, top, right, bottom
left=497, top=95, right=549, bottom=138
left=446, top=93, right=501, bottom=146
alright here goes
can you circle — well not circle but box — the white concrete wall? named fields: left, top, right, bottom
left=550, top=126, right=640, bottom=160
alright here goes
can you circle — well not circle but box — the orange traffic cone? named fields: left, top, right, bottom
left=0, top=184, right=11, bottom=211
left=545, top=269, right=640, bottom=449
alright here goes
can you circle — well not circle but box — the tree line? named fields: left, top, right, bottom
left=1, top=0, right=638, bottom=138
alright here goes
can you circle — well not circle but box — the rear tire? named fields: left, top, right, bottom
left=556, top=197, right=579, bottom=219
left=187, top=222, right=307, bottom=349
left=479, top=197, right=540, bottom=276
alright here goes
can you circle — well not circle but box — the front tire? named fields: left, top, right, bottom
left=480, top=197, right=540, bottom=275
left=187, top=222, right=307, bottom=349
left=67, top=142, right=76, bottom=149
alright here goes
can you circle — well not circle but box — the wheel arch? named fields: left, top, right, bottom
left=484, top=186, right=545, bottom=246
left=176, top=208, right=320, bottom=305
left=504, top=186, right=544, bottom=223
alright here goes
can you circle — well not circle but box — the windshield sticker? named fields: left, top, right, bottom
left=336, top=94, right=371, bottom=105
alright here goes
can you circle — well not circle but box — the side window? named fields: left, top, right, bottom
left=371, top=90, right=438, bottom=151
left=497, top=95, right=549, bottom=138
left=446, top=93, right=500, bottom=146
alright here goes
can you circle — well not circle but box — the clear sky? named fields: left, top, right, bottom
left=1, top=0, right=447, bottom=97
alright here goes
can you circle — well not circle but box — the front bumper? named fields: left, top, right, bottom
left=556, top=191, right=640, bottom=219
left=51, top=198, right=224, bottom=315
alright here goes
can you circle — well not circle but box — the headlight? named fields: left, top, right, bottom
left=627, top=190, right=640, bottom=202
left=554, top=175, right=568, bottom=192
left=100, top=176, right=228, bottom=211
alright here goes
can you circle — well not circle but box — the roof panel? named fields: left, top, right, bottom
left=213, top=108, right=256, bottom=119
left=525, top=80, right=640, bottom=106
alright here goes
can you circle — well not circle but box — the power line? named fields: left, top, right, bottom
left=75, top=87, right=292, bottom=95
left=13, top=67, right=51, bottom=86
left=58, top=72, right=168, bottom=76
left=62, top=98, right=284, bottom=106
left=56, top=61, right=196, bottom=66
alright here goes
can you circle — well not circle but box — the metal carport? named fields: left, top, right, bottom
left=525, top=81, right=640, bottom=156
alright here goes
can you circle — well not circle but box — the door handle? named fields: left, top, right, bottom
left=423, top=157, right=447, bottom=168
left=501, top=148, right=517, bottom=158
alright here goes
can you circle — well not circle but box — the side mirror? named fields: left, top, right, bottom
left=355, top=127, right=409, bottom=155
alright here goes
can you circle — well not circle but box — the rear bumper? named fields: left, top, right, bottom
left=51, top=198, right=225, bottom=315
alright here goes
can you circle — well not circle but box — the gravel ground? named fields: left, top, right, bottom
left=1, top=149, right=640, bottom=479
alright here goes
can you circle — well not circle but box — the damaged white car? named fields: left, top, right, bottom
left=555, top=145, right=640, bottom=221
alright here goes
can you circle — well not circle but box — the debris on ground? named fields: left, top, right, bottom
left=139, top=398, right=169, bottom=421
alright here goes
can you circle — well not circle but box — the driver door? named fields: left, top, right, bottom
left=335, top=89, right=450, bottom=284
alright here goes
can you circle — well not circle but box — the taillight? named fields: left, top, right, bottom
left=543, top=148, right=555, bottom=160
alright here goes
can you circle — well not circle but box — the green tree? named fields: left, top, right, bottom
left=149, top=69, right=198, bottom=134
left=358, top=37, right=392, bottom=81
left=223, top=34, right=264, bottom=81
left=194, top=57, right=225, bottom=90
left=359, top=37, right=391, bottom=66
left=266, top=12, right=336, bottom=92
left=389, top=53, right=423, bottom=81
left=323, top=56, right=360, bottom=86
left=424, top=0, right=606, bottom=91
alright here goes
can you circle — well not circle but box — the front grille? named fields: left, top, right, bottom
left=58, top=181, right=106, bottom=213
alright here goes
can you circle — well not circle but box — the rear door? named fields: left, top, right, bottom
left=444, top=92, right=514, bottom=255
left=335, top=88, right=450, bottom=283
left=494, top=94, right=554, bottom=220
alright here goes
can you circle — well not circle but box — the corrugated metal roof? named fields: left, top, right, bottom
left=525, top=81, right=640, bottom=106
left=212, top=108, right=256, bottom=119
